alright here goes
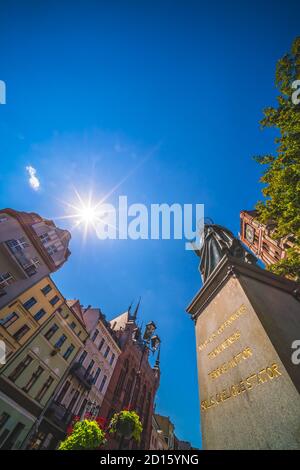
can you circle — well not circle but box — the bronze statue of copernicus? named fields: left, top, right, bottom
left=193, top=223, right=257, bottom=283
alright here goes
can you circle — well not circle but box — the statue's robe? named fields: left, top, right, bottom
left=195, top=224, right=257, bottom=283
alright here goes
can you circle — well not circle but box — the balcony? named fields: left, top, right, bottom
left=70, top=362, right=94, bottom=390
left=46, top=401, right=74, bottom=430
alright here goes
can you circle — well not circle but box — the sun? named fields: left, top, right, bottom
left=55, top=189, right=106, bottom=242
left=77, top=204, right=99, bottom=225
left=70, top=194, right=104, bottom=235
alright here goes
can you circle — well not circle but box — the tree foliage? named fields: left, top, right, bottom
left=255, top=37, right=300, bottom=279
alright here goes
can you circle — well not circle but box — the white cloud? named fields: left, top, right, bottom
left=26, top=165, right=40, bottom=191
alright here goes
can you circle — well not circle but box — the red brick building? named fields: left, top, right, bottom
left=99, top=305, right=160, bottom=449
left=240, top=210, right=295, bottom=266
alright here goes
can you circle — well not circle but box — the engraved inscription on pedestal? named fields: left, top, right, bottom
left=194, top=276, right=300, bottom=450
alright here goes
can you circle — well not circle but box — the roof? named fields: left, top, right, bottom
left=109, top=310, right=131, bottom=331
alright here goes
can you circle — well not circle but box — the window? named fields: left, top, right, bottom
left=47, top=245, right=58, bottom=256
left=0, top=312, right=19, bottom=328
left=13, top=325, right=30, bottom=341
left=98, top=338, right=105, bottom=351
left=0, top=429, right=10, bottom=447
left=1, top=422, right=25, bottom=450
left=110, top=353, right=115, bottom=366
left=44, top=323, right=59, bottom=341
left=92, top=329, right=99, bottom=342
left=23, top=297, right=37, bottom=310
left=24, top=257, right=40, bottom=269
left=104, top=346, right=110, bottom=358
left=56, top=381, right=70, bottom=403
left=0, top=272, right=15, bottom=289
left=60, top=308, right=69, bottom=319
left=69, top=321, right=76, bottom=330
left=0, top=216, right=8, bottom=223
left=35, top=376, right=54, bottom=402
left=8, top=355, right=33, bottom=382
left=49, top=295, right=60, bottom=306
left=33, top=309, right=46, bottom=321
left=114, top=360, right=128, bottom=398
left=39, top=233, right=50, bottom=244
left=63, top=344, right=75, bottom=360
left=78, top=399, right=87, bottom=418
left=23, top=258, right=40, bottom=277
left=7, top=237, right=29, bottom=251
left=54, top=334, right=67, bottom=349
left=78, top=351, right=87, bottom=364
left=0, top=413, right=10, bottom=430
left=22, top=366, right=44, bottom=393
left=41, top=284, right=52, bottom=295
left=93, top=368, right=101, bottom=384
left=99, top=375, right=107, bottom=392
left=85, top=360, right=94, bottom=377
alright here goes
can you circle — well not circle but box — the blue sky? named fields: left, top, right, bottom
left=0, top=0, right=299, bottom=448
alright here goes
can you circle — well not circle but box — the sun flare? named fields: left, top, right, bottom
left=77, top=204, right=99, bottom=225
left=54, top=189, right=107, bottom=243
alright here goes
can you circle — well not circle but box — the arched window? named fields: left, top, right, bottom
left=138, top=384, right=146, bottom=417
left=131, top=375, right=141, bottom=409
left=123, top=368, right=135, bottom=407
left=143, top=391, right=152, bottom=430
left=114, top=359, right=128, bottom=399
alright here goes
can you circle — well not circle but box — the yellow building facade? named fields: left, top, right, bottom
left=0, top=277, right=88, bottom=449
left=0, top=277, right=64, bottom=362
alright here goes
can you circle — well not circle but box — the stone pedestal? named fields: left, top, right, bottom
left=187, top=255, right=300, bottom=450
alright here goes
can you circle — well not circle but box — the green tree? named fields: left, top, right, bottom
left=255, top=37, right=300, bottom=280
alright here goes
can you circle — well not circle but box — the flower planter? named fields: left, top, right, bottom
left=115, top=418, right=135, bottom=438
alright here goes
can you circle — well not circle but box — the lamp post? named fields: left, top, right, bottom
left=128, top=321, right=161, bottom=410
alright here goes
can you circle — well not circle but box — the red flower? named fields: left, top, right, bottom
left=95, top=416, right=107, bottom=429
left=66, top=425, right=73, bottom=435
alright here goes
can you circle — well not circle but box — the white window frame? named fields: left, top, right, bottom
left=7, top=237, right=29, bottom=251
left=0, top=272, right=15, bottom=288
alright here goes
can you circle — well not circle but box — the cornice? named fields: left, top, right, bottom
left=186, top=254, right=300, bottom=322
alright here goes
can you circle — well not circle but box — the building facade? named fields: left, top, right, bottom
left=0, top=280, right=87, bottom=450
left=154, top=414, right=175, bottom=450
left=0, top=277, right=65, bottom=363
left=174, top=437, right=192, bottom=450
left=150, top=414, right=168, bottom=450
left=0, top=207, right=165, bottom=450
left=100, top=306, right=160, bottom=450
left=46, top=301, right=121, bottom=445
left=0, top=208, right=71, bottom=309
left=240, top=210, right=295, bottom=267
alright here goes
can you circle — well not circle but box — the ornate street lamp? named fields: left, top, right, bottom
left=128, top=321, right=161, bottom=408
left=150, top=335, right=161, bottom=351
left=143, top=321, right=157, bottom=341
